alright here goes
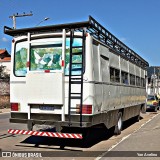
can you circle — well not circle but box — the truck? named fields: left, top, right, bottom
left=4, top=16, right=149, bottom=141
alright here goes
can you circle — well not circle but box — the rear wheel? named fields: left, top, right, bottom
left=27, top=120, right=33, bottom=131
left=141, top=104, right=146, bottom=114
left=114, top=112, right=123, bottom=135
left=135, top=108, right=141, bottom=122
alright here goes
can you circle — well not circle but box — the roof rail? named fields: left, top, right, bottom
left=88, top=16, right=149, bottom=69
left=4, top=16, right=149, bottom=69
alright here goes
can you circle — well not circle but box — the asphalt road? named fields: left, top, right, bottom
left=0, top=111, right=159, bottom=160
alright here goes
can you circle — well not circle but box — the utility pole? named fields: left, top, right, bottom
left=9, top=12, right=33, bottom=29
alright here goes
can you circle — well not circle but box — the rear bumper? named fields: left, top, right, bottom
left=10, top=112, right=92, bottom=130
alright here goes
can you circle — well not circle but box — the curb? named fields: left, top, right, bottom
left=0, top=108, right=10, bottom=114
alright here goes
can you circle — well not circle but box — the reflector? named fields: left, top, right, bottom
left=76, top=104, right=92, bottom=114
left=11, top=103, right=19, bottom=111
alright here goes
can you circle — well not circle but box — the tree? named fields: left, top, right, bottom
left=0, top=65, right=10, bottom=81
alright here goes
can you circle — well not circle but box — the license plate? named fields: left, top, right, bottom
left=39, top=106, right=54, bottom=110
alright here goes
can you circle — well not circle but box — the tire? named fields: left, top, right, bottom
left=114, top=112, right=123, bottom=135
left=154, top=106, right=158, bottom=112
left=27, top=121, right=33, bottom=131
left=141, top=104, right=146, bottom=114
left=135, top=108, right=141, bottom=122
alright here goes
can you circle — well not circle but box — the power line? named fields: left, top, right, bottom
left=9, top=12, right=33, bottom=29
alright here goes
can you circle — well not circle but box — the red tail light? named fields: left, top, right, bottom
left=153, top=102, right=158, bottom=106
left=61, top=60, right=65, bottom=67
left=11, top=103, right=19, bottom=111
left=26, top=61, right=30, bottom=67
left=76, top=105, right=92, bottom=114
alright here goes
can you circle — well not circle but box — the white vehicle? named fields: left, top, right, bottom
left=5, top=16, right=149, bottom=139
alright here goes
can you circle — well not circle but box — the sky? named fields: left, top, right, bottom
left=0, top=0, right=160, bottom=66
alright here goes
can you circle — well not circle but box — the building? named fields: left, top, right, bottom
left=147, top=66, right=160, bottom=95
left=0, top=49, right=11, bottom=74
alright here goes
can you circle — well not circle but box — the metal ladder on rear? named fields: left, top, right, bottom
left=68, top=28, right=86, bottom=127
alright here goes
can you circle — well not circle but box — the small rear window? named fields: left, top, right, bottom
left=14, top=41, right=28, bottom=76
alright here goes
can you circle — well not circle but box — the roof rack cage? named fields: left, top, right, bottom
left=4, top=16, right=149, bottom=69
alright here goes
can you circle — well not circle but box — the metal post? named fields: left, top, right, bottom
left=27, top=32, right=31, bottom=120
left=27, top=32, right=31, bottom=72
left=12, top=15, right=16, bottom=29
left=28, top=104, right=31, bottom=120
left=61, top=29, right=66, bottom=121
